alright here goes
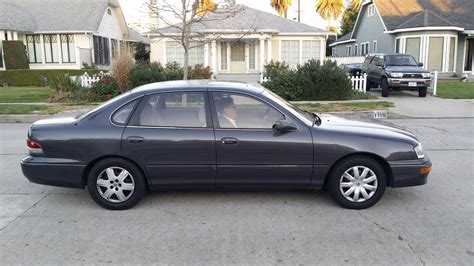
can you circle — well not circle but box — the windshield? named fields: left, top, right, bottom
left=385, top=55, right=418, bottom=66
left=263, top=89, right=314, bottom=123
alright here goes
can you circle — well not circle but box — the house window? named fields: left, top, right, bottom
left=249, top=41, right=256, bottom=70
left=166, top=41, right=204, bottom=66
left=43, top=35, right=59, bottom=63
left=111, top=39, right=118, bottom=59
left=0, top=47, right=3, bottom=68
left=395, top=38, right=401, bottom=53
left=332, top=47, right=336, bottom=56
left=281, top=40, right=300, bottom=68
left=107, top=8, right=112, bottom=15
left=26, top=35, right=42, bottom=63
left=220, top=42, right=227, bottom=70
left=405, top=37, right=421, bottom=62
left=368, top=4, right=375, bottom=17
left=428, top=37, right=444, bottom=71
left=354, top=44, right=358, bottom=56
left=361, top=42, right=370, bottom=55
left=60, top=34, right=75, bottom=63
left=302, top=40, right=320, bottom=62
left=345, top=46, right=352, bottom=56
left=373, top=41, right=377, bottom=52
left=93, top=35, right=110, bottom=65
left=464, top=39, right=473, bottom=71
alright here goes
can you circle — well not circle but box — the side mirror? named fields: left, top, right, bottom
left=418, top=62, right=424, bottom=67
left=273, top=119, right=298, bottom=131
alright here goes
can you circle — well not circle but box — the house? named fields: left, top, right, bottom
left=149, top=5, right=333, bottom=81
left=330, top=0, right=474, bottom=77
left=0, top=0, right=149, bottom=71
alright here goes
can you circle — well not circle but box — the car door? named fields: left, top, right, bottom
left=210, top=91, right=313, bottom=188
left=122, top=90, right=216, bottom=189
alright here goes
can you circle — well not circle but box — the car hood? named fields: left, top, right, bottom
left=317, top=114, right=418, bottom=144
left=385, top=66, right=428, bottom=73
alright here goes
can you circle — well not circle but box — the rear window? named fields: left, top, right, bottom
left=111, top=99, right=139, bottom=125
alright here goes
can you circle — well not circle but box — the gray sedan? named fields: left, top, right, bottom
left=21, top=81, right=431, bottom=210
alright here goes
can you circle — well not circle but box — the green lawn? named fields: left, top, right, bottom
left=0, top=87, right=51, bottom=103
left=295, top=101, right=394, bottom=113
left=0, top=104, right=95, bottom=115
left=436, top=81, right=474, bottom=99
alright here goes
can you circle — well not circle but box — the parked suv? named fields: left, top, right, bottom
left=362, top=54, right=431, bottom=97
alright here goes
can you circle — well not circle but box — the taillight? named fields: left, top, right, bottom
left=27, top=138, right=42, bottom=149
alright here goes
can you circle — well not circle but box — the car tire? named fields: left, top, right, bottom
left=418, top=87, right=427, bottom=97
left=381, top=78, right=390, bottom=97
left=328, top=156, right=386, bottom=209
left=365, top=78, right=372, bottom=91
left=87, top=158, right=146, bottom=210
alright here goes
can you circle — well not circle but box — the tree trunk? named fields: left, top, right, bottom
left=183, top=47, right=189, bottom=80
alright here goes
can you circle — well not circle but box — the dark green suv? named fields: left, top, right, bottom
left=362, top=54, right=432, bottom=97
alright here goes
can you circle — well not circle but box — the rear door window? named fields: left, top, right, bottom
left=132, top=92, right=208, bottom=128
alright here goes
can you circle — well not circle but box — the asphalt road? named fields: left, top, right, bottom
left=0, top=117, right=473, bottom=264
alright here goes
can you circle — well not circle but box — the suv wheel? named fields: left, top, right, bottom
left=365, top=78, right=372, bottom=91
left=381, top=78, right=390, bottom=97
left=419, top=87, right=427, bottom=97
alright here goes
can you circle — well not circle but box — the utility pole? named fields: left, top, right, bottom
left=296, top=0, right=301, bottom=22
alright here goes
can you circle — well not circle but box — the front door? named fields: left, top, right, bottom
left=230, top=43, right=246, bottom=73
left=210, top=91, right=313, bottom=188
left=122, top=91, right=216, bottom=189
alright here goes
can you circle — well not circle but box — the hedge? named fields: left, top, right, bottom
left=0, top=69, right=99, bottom=86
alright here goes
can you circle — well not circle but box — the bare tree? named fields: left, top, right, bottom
left=147, top=0, right=253, bottom=79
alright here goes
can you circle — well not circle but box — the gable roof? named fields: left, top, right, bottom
left=0, top=0, right=121, bottom=32
left=153, top=5, right=330, bottom=35
left=375, top=0, right=474, bottom=31
left=329, top=32, right=355, bottom=46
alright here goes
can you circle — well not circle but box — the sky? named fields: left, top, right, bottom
left=118, top=0, right=341, bottom=31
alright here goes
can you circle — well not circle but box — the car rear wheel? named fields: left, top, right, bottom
left=328, top=156, right=386, bottom=209
left=418, top=87, right=427, bottom=97
left=381, top=78, right=390, bottom=97
left=87, top=158, right=146, bottom=210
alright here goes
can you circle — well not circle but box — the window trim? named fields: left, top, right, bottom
left=128, top=91, right=211, bottom=129
left=209, top=90, right=294, bottom=131
left=373, top=41, right=377, bottom=52
left=368, top=4, right=375, bottom=17
left=354, top=44, right=358, bottom=56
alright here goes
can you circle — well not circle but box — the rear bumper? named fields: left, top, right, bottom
left=21, top=156, right=86, bottom=188
left=389, top=156, right=431, bottom=187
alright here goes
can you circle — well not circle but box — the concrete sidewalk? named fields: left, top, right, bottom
left=370, top=89, right=474, bottom=118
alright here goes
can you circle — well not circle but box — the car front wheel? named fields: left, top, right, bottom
left=328, top=156, right=386, bottom=209
left=87, top=158, right=146, bottom=210
left=419, top=87, right=427, bottom=97
left=381, top=78, right=390, bottom=97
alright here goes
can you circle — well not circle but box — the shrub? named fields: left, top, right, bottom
left=134, top=42, right=150, bottom=62
left=262, top=60, right=353, bottom=101
left=131, top=61, right=167, bottom=87
left=112, top=49, right=135, bottom=93
left=0, top=69, right=99, bottom=86
left=188, top=64, right=212, bottom=80
left=86, top=75, right=120, bottom=102
left=298, top=60, right=353, bottom=100
left=261, top=61, right=303, bottom=100
left=48, top=73, right=82, bottom=102
left=164, top=62, right=184, bottom=80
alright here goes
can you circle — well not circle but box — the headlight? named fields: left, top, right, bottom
left=414, top=143, right=424, bottom=159
left=388, top=72, right=403, bottom=78
left=422, top=73, right=431, bottom=78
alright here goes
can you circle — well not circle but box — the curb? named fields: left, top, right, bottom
left=327, top=110, right=388, bottom=119
left=0, top=114, right=51, bottom=123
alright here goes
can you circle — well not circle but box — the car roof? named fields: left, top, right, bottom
left=131, top=80, right=266, bottom=95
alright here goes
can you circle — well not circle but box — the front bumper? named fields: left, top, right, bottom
left=388, top=78, right=431, bottom=88
left=388, top=156, right=431, bottom=187
left=21, top=156, right=86, bottom=189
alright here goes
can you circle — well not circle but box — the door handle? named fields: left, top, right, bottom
left=221, top=137, right=238, bottom=145
left=127, top=136, right=144, bottom=144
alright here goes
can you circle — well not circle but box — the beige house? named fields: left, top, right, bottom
left=0, top=0, right=148, bottom=71
left=149, top=6, right=333, bottom=80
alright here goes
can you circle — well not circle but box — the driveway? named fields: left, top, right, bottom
left=370, top=88, right=474, bottom=118
left=1, top=116, right=473, bottom=264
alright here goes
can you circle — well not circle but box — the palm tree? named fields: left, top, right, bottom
left=315, top=0, right=345, bottom=31
left=271, top=0, right=293, bottom=18
left=195, top=0, right=217, bottom=16
left=351, top=0, right=361, bottom=11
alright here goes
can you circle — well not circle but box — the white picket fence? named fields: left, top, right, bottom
left=328, top=56, right=365, bottom=66
left=350, top=73, right=367, bottom=93
left=78, top=71, right=108, bottom=88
